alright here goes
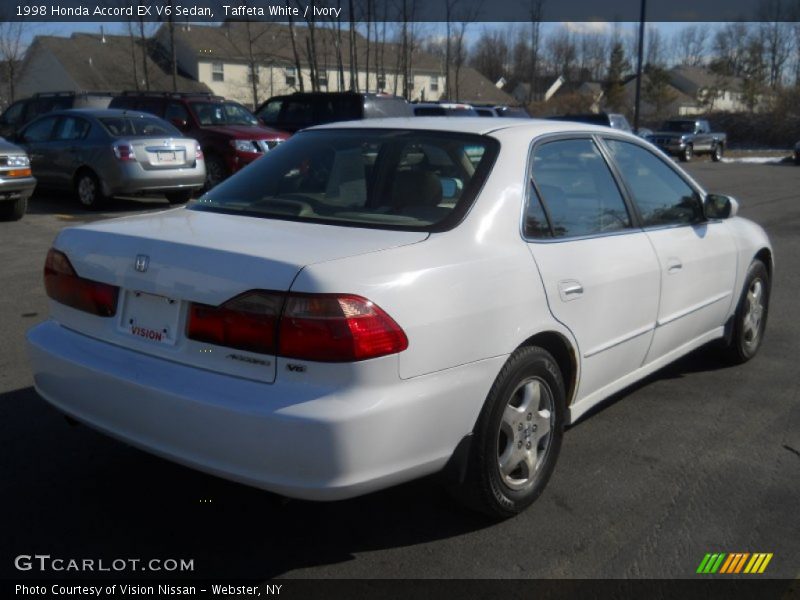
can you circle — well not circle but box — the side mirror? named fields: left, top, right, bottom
left=170, top=117, right=188, bottom=130
left=705, top=194, right=739, bottom=219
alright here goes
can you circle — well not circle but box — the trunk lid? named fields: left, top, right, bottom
left=125, top=136, right=198, bottom=171
left=51, top=209, right=428, bottom=382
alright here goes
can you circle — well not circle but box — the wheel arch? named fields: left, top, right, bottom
left=517, top=330, right=579, bottom=407
left=754, top=247, right=773, bottom=281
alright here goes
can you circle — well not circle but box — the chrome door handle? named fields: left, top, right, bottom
left=558, top=280, right=584, bottom=302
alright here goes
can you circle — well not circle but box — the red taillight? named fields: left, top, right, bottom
left=44, top=249, right=119, bottom=317
left=112, top=143, right=136, bottom=161
left=186, top=292, right=407, bottom=362
left=195, top=143, right=204, bottom=160
left=187, top=291, right=281, bottom=354
left=280, top=294, right=407, bottom=362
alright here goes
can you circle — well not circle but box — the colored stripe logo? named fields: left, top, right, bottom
left=696, top=552, right=773, bottom=574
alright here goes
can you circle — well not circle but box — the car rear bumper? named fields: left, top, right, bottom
left=27, top=320, right=502, bottom=501
left=0, top=175, right=36, bottom=201
left=108, top=163, right=205, bottom=196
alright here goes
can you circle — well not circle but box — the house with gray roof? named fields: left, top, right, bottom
left=15, top=32, right=210, bottom=99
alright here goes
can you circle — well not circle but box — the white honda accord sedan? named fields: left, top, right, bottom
left=27, top=118, right=771, bottom=518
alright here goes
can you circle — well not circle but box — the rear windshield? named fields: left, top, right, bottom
left=662, top=121, right=695, bottom=132
left=98, top=116, right=179, bottom=137
left=190, top=129, right=498, bottom=231
left=190, top=101, right=258, bottom=126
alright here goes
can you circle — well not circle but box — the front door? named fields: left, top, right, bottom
left=602, top=138, right=737, bottom=362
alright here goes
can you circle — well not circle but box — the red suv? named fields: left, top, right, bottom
left=109, top=92, right=289, bottom=188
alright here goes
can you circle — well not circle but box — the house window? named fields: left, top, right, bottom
left=430, top=75, right=439, bottom=92
left=212, top=61, right=224, bottom=82
left=285, top=67, right=296, bottom=86
left=377, top=73, right=386, bottom=89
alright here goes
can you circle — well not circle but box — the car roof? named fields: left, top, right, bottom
left=307, top=117, right=624, bottom=138
left=46, top=108, right=163, bottom=119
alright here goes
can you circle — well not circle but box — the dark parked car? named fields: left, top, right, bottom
left=471, top=104, right=531, bottom=118
left=13, top=109, right=205, bottom=208
left=649, top=118, right=727, bottom=162
left=109, top=92, right=289, bottom=188
left=548, top=112, right=633, bottom=133
left=792, top=141, right=799, bottom=165
left=0, top=91, right=114, bottom=139
left=0, top=139, right=36, bottom=221
left=412, top=103, right=479, bottom=117
left=256, top=92, right=411, bottom=134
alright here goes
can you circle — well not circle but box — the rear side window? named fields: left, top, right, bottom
left=54, top=117, right=91, bottom=141
left=604, top=139, right=703, bottom=227
left=527, top=138, right=631, bottom=239
left=191, top=129, right=498, bottom=231
left=414, top=106, right=446, bottom=116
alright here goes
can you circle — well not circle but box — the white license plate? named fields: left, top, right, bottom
left=157, top=151, right=178, bottom=163
left=120, top=291, right=180, bottom=345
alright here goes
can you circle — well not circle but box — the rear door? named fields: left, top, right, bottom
left=524, top=136, right=661, bottom=402
left=51, top=115, right=92, bottom=188
left=602, top=137, right=737, bottom=362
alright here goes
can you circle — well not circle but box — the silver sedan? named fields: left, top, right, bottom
left=15, top=108, right=205, bottom=208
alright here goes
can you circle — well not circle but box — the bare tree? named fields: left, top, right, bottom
left=673, top=25, right=706, bottom=67
left=546, top=26, right=577, bottom=79
left=0, top=22, right=26, bottom=104
left=287, top=10, right=305, bottom=92
left=710, top=22, right=750, bottom=76
left=527, top=0, right=544, bottom=103
left=758, top=0, right=793, bottom=88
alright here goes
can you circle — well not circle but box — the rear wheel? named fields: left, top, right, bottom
left=680, top=144, right=693, bottom=162
left=457, top=346, right=565, bottom=519
left=0, top=197, right=27, bottom=221
left=712, top=144, right=724, bottom=162
left=74, top=170, right=106, bottom=210
left=722, top=259, right=770, bottom=364
left=165, top=190, right=193, bottom=204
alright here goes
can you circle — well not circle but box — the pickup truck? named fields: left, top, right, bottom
left=649, top=118, right=727, bottom=162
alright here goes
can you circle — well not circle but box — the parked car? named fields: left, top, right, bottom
left=650, top=118, right=727, bottom=162
left=0, top=91, right=114, bottom=139
left=255, top=92, right=411, bottom=133
left=109, top=92, right=288, bottom=188
left=0, top=139, right=36, bottom=221
left=471, top=104, right=531, bottom=118
left=13, top=109, right=205, bottom=208
left=27, top=119, right=772, bottom=518
left=548, top=112, right=633, bottom=133
left=412, top=102, right=479, bottom=116
left=793, top=141, right=799, bottom=165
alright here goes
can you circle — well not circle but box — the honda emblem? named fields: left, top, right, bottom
left=135, top=254, right=150, bottom=273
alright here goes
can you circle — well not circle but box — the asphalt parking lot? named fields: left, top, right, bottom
left=2, top=162, right=799, bottom=581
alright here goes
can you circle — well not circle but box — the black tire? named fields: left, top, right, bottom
left=0, top=196, right=27, bottom=221
left=457, top=346, right=565, bottom=519
left=74, top=170, right=106, bottom=210
left=680, top=144, right=693, bottom=162
left=712, top=144, right=723, bottom=162
left=204, top=155, right=228, bottom=190
left=722, top=259, right=770, bottom=364
left=165, top=190, right=193, bottom=204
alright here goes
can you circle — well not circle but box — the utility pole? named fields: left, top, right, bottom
left=633, top=0, right=646, bottom=133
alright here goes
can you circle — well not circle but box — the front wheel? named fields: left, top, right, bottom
left=712, top=144, right=724, bottom=162
left=722, top=259, right=770, bottom=364
left=0, top=197, right=27, bottom=221
left=680, top=144, right=693, bottom=162
left=457, top=346, right=565, bottom=519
